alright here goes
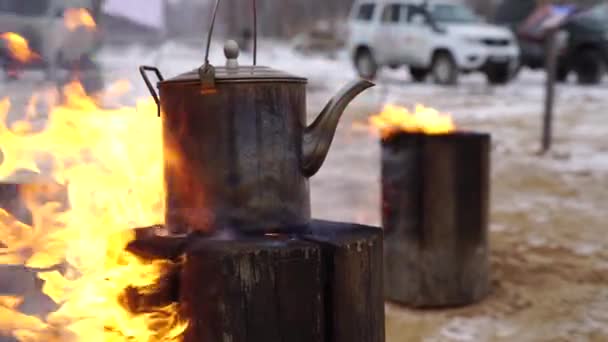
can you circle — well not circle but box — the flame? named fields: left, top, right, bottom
left=370, top=104, right=456, bottom=137
left=0, top=33, right=39, bottom=63
left=64, top=8, right=97, bottom=31
left=0, top=80, right=187, bottom=341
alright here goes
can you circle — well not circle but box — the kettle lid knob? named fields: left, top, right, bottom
left=224, top=40, right=240, bottom=69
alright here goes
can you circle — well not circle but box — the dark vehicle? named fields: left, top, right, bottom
left=495, top=1, right=608, bottom=84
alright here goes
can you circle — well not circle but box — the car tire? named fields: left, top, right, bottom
left=575, top=49, right=605, bottom=85
left=432, top=51, right=458, bottom=85
left=355, top=49, right=378, bottom=80
left=409, top=67, right=428, bottom=82
left=486, top=63, right=511, bottom=85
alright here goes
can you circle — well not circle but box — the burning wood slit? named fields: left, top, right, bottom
left=373, top=105, right=491, bottom=308
left=125, top=222, right=384, bottom=342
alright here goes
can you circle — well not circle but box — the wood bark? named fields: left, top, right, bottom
left=180, top=235, right=324, bottom=342
left=304, top=220, right=385, bottom=342
left=177, top=220, right=384, bottom=342
left=382, top=133, right=490, bottom=308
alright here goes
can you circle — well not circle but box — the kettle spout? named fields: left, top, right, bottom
left=302, top=79, right=375, bottom=177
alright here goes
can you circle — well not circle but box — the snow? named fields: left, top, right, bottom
left=3, top=39, right=608, bottom=341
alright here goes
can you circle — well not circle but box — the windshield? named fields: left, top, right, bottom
left=579, top=3, right=608, bottom=21
left=431, top=3, right=480, bottom=23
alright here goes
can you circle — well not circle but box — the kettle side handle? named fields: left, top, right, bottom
left=139, top=66, right=164, bottom=117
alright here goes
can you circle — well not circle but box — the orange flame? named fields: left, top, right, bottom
left=0, top=33, right=39, bottom=63
left=370, top=104, right=456, bottom=137
left=0, top=81, right=186, bottom=341
left=64, top=8, right=97, bottom=31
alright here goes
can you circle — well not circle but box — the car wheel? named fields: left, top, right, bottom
left=432, top=52, right=458, bottom=85
left=486, top=63, right=511, bottom=85
left=409, top=67, right=428, bottom=82
left=355, top=49, right=378, bottom=80
left=575, top=49, right=605, bottom=85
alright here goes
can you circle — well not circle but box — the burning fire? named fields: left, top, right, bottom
left=370, top=104, right=455, bottom=136
left=0, top=81, right=186, bottom=341
left=0, top=33, right=39, bottom=63
left=64, top=8, right=97, bottom=32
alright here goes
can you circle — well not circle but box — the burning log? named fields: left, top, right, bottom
left=381, top=132, right=491, bottom=307
left=304, top=221, right=384, bottom=342
left=180, top=234, right=325, bottom=342
left=130, top=220, right=386, bottom=342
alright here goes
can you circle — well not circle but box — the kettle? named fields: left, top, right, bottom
left=139, top=0, right=374, bottom=234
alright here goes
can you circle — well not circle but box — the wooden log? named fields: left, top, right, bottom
left=382, top=132, right=490, bottom=308
left=304, top=220, right=385, bottom=342
left=180, top=235, right=324, bottom=342
left=120, top=226, right=189, bottom=313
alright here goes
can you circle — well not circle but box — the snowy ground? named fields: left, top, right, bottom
left=2, top=40, right=608, bottom=341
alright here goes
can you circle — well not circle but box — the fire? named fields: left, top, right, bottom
left=370, top=104, right=456, bottom=136
left=0, top=33, right=39, bottom=63
left=64, top=8, right=97, bottom=31
left=0, top=81, right=187, bottom=341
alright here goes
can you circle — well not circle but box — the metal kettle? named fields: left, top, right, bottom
left=139, top=0, right=374, bottom=234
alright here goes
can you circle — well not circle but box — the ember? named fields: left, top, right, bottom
left=0, top=81, right=186, bottom=341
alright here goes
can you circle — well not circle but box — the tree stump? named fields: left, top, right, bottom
left=180, top=235, right=325, bottom=342
left=304, top=221, right=384, bottom=342
left=163, top=220, right=385, bottom=342
left=382, top=132, right=490, bottom=308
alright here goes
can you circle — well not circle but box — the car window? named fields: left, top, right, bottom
left=357, top=3, right=376, bottom=21
left=431, top=3, right=480, bottom=23
left=7, top=0, right=51, bottom=16
left=578, top=3, right=608, bottom=21
left=381, top=4, right=400, bottom=23
left=0, top=0, right=10, bottom=13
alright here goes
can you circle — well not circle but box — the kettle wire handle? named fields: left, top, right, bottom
left=139, top=66, right=164, bottom=117
left=203, top=0, right=257, bottom=68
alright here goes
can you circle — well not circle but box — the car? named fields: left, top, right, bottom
left=0, top=0, right=102, bottom=81
left=495, top=1, right=608, bottom=85
left=348, top=0, right=520, bottom=85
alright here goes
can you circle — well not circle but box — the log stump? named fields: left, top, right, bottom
left=382, top=132, right=490, bottom=308
left=304, top=221, right=384, bottom=342
left=180, top=236, right=325, bottom=342
left=135, top=220, right=386, bottom=342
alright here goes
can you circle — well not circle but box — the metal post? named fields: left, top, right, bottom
left=542, top=30, right=558, bottom=153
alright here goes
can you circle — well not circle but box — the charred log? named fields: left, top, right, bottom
left=382, top=132, right=491, bottom=307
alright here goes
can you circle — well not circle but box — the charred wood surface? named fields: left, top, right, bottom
left=382, top=133, right=490, bottom=308
left=180, top=235, right=324, bottom=342
left=304, top=221, right=385, bottom=342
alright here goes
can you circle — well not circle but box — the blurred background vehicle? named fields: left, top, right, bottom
left=348, top=0, right=519, bottom=85
left=0, top=0, right=103, bottom=92
left=0, top=0, right=102, bottom=76
left=495, top=0, right=608, bottom=84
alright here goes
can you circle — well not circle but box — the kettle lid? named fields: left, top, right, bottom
left=161, top=41, right=307, bottom=86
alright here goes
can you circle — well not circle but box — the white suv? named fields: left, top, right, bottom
left=348, top=0, right=520, bottom=85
